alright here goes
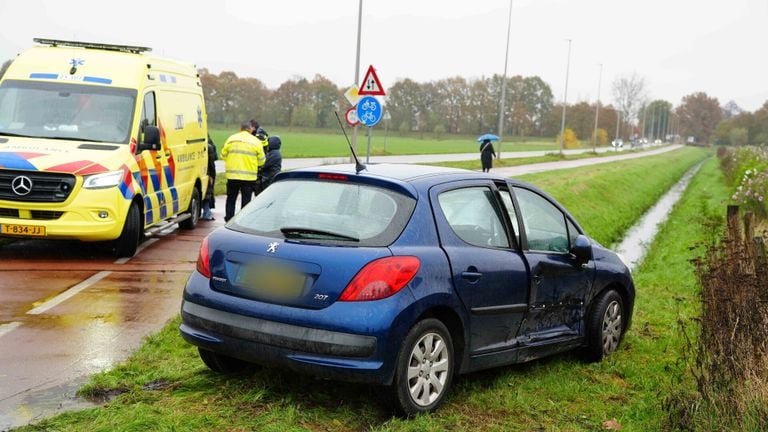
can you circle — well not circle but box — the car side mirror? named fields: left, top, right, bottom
left=571, top=234, right=593, bottom=263
left=139, top=125, right=161, bottom=152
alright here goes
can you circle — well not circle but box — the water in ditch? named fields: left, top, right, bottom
left=613, top=162, right=704, bottom=271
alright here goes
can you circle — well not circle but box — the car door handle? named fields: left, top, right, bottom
left=461, top=271, right=483, bottom=283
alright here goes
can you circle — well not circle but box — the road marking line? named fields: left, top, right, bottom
left=113, top=238, right=159, bottom=265
left=0, top=322, right=22, bottom=338
left=27, top=271, right=111, bottom=315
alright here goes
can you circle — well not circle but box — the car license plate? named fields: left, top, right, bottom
left=1, top=223, right=46, bottom=237
left=235, top=263, right=306, bottom=299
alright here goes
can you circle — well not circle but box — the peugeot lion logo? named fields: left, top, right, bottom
left=267, top=242, right=279, bottom=253
left=11, top=176, right=33, bottom=196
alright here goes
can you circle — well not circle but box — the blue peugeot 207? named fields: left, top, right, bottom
left=180, top=163, right=635, bottom=416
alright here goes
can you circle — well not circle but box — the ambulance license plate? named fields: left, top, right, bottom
left=1, top=223, right=46, bottom=237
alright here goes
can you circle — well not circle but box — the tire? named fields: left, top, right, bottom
left=388, top=318, right=455, bottom=417
left=583, top=289, right=625, bottom=362
left=114, top=202, right=142, bottom=258
left=198, top=348, right=249, bottom=373
left=179, top=186, right=201, bottom=230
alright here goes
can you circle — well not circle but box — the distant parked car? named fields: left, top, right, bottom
left=611, top=139, right=624, bottom=148
left=654, top=139, right=662, bottom=144
left=180, top=164, right=636, bottom=416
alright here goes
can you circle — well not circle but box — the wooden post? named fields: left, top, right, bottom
left=754, top=236, right=768, bottom=270
left=727, top=205, right=741, bottom=255
left=744, top=211, right=755, bottom=259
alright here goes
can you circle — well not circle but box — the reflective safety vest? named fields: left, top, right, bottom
left=221, top=131, right=266, bottom=181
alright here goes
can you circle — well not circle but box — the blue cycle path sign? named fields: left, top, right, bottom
left=356, top=96, right=382, bottom=127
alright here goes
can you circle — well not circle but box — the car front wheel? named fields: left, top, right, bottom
left=113, top=202, right=142, bottom=258
left=583, top=289, right=625, bottom=362
left=389, top=318, right=454, bottom=417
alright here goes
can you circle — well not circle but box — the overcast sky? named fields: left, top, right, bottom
left=1, top=0, right=766, bottom=111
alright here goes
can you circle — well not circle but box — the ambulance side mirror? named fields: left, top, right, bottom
left=139, top=125, right=161, bottom=152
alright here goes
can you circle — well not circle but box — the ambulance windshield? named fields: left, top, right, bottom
left=0, top=79, right=137, bottom=144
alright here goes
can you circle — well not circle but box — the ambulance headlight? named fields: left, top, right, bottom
left=83, top=170, right=124, bottom=189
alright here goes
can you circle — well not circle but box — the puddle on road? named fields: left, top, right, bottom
left=0, top=379, right=101, bottom=431
left=613, top=162, right=703, bottom=270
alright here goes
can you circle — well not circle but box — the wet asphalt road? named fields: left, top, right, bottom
left=0, top=198, right=226, bottom=429
left=0, top=145, right=681, bottom=429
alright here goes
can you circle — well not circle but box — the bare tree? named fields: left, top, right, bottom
left=611, top=72, right=648, bottom=132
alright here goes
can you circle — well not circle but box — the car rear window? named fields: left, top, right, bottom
left=229, top=178, right=416, bottom=246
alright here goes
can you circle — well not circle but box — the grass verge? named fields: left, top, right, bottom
left=16, top=149, right=718, bottom=431
left=208, top=127, right=560, bottom=158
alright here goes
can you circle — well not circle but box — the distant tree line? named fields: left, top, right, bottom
left=0, top=57, right=763, bottom=145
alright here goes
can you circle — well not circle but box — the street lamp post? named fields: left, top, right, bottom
left=592, top=63, right=602, bottom=153
left=496, top=0, right=513, bottom=159
left=558, top=38, right=572, bottom=155
left=350, top=0, right=363, bottom=160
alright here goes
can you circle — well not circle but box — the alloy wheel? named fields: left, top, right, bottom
left=407, top=332, right=450, bottom=406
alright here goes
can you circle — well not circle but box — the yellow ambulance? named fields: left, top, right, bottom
left=0, top=38, right=209, bottom=256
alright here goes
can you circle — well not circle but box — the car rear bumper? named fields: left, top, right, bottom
left=180, top=299, right=389, bottom=384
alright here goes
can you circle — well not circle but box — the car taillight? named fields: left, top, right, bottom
left=339, top=256, right=420, bottom=301
left=196, top=236, right=211, bottom=278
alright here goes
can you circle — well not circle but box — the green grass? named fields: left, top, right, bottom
left=209, top=127, right=559, bottom=158
left=16, top=148, right=724, bottom=431
left=518, top=147, right=709, bottom=246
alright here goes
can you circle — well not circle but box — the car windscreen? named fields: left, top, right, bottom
left=229, top=178, right=416, bottom=247
left=0, top=79, right=137, bottom=144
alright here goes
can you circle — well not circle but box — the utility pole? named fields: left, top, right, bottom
left=350, top=0, right=363, bottom=160
left=592, top=63, right=602, bottom=152
left=496, top=0, right=513, bottom=159
left=559, top=38, right=572, bottom=155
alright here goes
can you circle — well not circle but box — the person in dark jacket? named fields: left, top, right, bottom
left=259, top=135, right=283, bottom=191
left=480, top=139, right=496, bottom=173
left=201, top=135, right=218, bottom=220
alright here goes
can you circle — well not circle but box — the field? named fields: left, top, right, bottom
left=208, top=126, right=560, bottom=158
left=13, top=147, right=725, bottom=431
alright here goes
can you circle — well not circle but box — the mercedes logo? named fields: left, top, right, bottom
left=11, top=176, right=33, bottom=196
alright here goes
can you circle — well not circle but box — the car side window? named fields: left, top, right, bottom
left=498, top=189, right=520, bottom=248
left=566, top=218, right=580, bottom=250
left=438, top=187, right=509, bottom=248
left=140, top=91, right=156, bottom=129
left=513, top=187, right=569, bottom=253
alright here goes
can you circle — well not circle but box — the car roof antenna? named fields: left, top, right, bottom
left=334, top=111, right=366, bottom=174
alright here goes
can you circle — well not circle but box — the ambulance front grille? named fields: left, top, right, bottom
left=0, top=208, right=64, bottom=220
left=0, top=170, right=76, bottom=203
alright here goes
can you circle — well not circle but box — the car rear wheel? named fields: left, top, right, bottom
left=113, top=202, right=142, bottom=258
left=388, top=318, right=454, bottom=417
left=179, top=186, right=201, bottom=230
left=198, top=348, right=250, bottom=373
left=583, top=289, right=625, bottom=362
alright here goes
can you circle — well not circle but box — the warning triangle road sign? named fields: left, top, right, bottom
left=358, top=65, right=386, bottom=96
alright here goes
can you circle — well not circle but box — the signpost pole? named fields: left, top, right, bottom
left=351, top=0, right=363, bottom=161
left=366, top=127, right=372, bottom=164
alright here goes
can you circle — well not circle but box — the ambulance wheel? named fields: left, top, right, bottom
left=114, top=202, right=142, bottom=258
left=179, top=186, right=201, bottom=230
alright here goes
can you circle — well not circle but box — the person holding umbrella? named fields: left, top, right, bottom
left=478, top=133, right=499, bottom=172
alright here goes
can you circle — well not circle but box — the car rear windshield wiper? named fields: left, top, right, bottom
left=280, top=227, right=360, bottom=242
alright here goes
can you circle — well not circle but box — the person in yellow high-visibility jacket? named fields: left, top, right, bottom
left=221, top=121, right=266, bottom=221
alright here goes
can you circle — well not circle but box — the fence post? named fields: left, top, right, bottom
left=754, top=236, right=768, bottom=270
left=744, top=211, right=755, bottom=259
left=727, top=205, right=741, bottom=255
